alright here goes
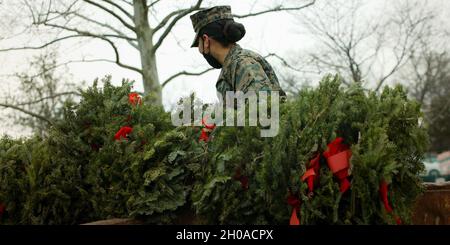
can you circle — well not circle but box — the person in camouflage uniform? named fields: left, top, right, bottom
left=190, top=6, right=286, bottom=102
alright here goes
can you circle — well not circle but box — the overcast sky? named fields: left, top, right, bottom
left=0, top=0, right=449, bottom=137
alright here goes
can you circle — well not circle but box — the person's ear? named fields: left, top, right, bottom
left=202, top=34, right=210, bottom=52
left=198, top=37, right=204, bottom=53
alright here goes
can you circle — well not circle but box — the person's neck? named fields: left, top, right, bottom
left=215, top=44, right=235, bottom=65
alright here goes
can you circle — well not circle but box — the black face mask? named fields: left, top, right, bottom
left=202, top=39, right=222, bottom=69
left=202, top=53, right=222, bottom=69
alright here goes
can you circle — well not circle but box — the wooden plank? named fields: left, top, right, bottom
left=412, top=182, right=450, bottom=225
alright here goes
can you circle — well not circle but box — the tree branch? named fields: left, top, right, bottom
left=82, top=0, right=136, bottom=32
left=234, top=0, right=316, bottom=18
left=117, top=0, right=133, bottom=6
left=42, top=22, right=136, bottom=42
left=28, top=18, right=141, bottom=73
left=72, top=12, right=138, bottom=49
left=0, top=30, right=141, bottom=74
left=16, top=92, right=81, bottom=106
left=34, top=1, right=80, bottom=24
left=162, top=67, right=214, bottom=87
left=152, top=0, right=203, bottom=53
left=375, top=14, right=429, bottom=91
left=102, top=0, right=133, bottom=20
left=152, top=9, right=185, bottom=33
left=1, top=58, right=136, bottom=81
left=147, top=0, right=161, bottom=9
left=265, top=53, right=306, bottom=73
left=161, top=52, right=316, bottom=88
left=0, top=35, right=84, bottom=52
left=97, top=36, right=143, bottom=74
left=0, top=103, right=53, bottom=125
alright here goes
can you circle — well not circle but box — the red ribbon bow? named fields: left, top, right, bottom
left=287, top=194, right=301, bottom=225
left=199, top=130, right=210, bottom=142
left=379, top=180, right=402, bottom=225
left=323, top=137, right=352, bottom=193
left=128, top=92, right=142, bottom=106
left=114, top=126, right=133, bottom=141
left=199, top=116, right=216, bottom=142
left=301, top=154, right=321, bottom=194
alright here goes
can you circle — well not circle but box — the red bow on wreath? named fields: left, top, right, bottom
left=287, top=194, right=301, bottom=225
left=199, top=116, right=216, bottom=142
left=379, top=180, right=402, bottom=225
left=114, top=126, right=133, bottom=141
left=323, top=137, right=352, bottom=193
left=301, top=153, right=321, bottom=194
left=128, top=92, right=142, bottom=106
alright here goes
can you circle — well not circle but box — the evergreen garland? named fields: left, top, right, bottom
left=0, top=75, right=427, bottom=225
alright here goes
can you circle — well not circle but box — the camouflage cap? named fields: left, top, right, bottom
left=190, top=5, right=234, bottom=48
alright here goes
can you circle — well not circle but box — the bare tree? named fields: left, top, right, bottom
left=408, top=51, right=449, bottom=105
left=409, top=52, right=450, bottom=152
left=1, top=50, right=80, bottom=136
left=0, top=0, right=316, bottom=105
left=287, top=0, right=437, bottom=91
left=399, top=26, right=450, bottom=152
left=400, top=17, right=450, bottom=102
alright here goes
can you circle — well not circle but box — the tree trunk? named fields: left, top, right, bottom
left=133, top=0, right=162, bottom=105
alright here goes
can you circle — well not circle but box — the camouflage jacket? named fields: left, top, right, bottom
left=216, top=44, right=286, bottom=101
